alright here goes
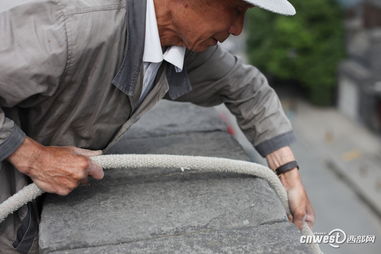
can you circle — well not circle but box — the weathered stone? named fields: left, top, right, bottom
left=108, top=131, right=245, bottom=158
left=39, top=102, right=311, bottom=253
left=40, top=132, right=289, bottom=252
left=119, top=101, right=226, bottom=139
left=48, top=223, right=309, bottom=254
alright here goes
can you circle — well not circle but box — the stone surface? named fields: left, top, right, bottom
left=119, top=101, right=226, bottom=139
left=49, top=223, right=307, bottom=254
left=108, top=132, right=244, bottom=159
left=39, top=101, right=311, bottom=253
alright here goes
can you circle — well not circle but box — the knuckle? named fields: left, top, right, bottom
left=68, top=180, right=79, bottom=189
left=79, top=169, right=87, bottom=179
left=294, top=210, right=305, bottom=218
left=57, top=188, right=70, bottom=196
left=44, top=187, right=56, bottom=194
left=73, top=169, right=87, bottom=180
left=77, top=156, right=90, bottom=169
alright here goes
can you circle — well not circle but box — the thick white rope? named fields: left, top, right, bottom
left=0, top=154, right=321, bottom=253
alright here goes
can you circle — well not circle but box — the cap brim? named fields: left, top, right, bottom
left=244, top=0, right=296, bottom=16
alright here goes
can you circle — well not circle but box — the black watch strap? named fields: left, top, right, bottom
left=275, top=161, right=299, bottom=175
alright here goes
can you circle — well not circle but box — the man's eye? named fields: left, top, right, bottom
left=235, top=7, right=244, bottom=15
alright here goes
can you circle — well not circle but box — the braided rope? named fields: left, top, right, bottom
left=0, top=154, right=322, bottom=253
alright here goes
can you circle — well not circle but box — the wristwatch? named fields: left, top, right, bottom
left=275, top=160, right=299, bottom=175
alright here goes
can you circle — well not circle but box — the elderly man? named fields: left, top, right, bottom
left=0, top=0, right=314, bottom=253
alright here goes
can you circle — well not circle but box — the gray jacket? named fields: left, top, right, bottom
left=0, top=0, right=294, bottom=159
left=0, top=0, right=294, bottom=252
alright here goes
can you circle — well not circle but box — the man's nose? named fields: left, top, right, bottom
left=229, top=15, right=244, bottom=36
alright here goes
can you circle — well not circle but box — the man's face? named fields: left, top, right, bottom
left=172, top=0, right=253, bottom=52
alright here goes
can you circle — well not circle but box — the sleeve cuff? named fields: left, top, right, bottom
left=0, top=126, right=26, bottom=161
left=254, top=131, right=296, bottom=157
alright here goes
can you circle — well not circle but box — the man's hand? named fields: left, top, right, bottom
left=266, top=146, right=315, bottom=230
left=7, top=137, right=104, bottom=196
left=279, top=169, right=315, bottom=230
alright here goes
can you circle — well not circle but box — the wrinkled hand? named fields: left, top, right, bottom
left=279, top=168, right=315, bottom=230
left=8, top=137, right=104, bottom=196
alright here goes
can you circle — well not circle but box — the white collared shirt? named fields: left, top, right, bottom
left=140, top=0, right=186, bottom=102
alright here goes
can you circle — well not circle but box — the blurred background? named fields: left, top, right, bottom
left=218, top=0, right=381, bottom=253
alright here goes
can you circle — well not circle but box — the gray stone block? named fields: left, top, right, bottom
left=108, top=131, right=245, bottom=159
left=118, top=100, right=226, bottom=140
left=40, top=132, right=292, bottom=252
left=39, top=102, right=310, bottom=253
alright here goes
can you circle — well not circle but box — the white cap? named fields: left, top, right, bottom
left=244, top=0, right=296, bottom=16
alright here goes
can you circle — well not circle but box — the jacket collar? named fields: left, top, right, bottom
left=112, top=0, right=192, bottom=100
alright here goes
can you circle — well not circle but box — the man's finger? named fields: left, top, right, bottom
left=87, top=160, right=104, bottom=180
left=72, top=147, right=103, bottom=157
left=305, top=198, right=315, bottom=227
left=305, top=213, right=315, bottom=229
left=292, top=210, right=306, bottom=230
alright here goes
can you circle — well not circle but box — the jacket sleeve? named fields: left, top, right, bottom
left=0, top=1, right=67, bottom=161
left=177, top=45, right=295, bottom=157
